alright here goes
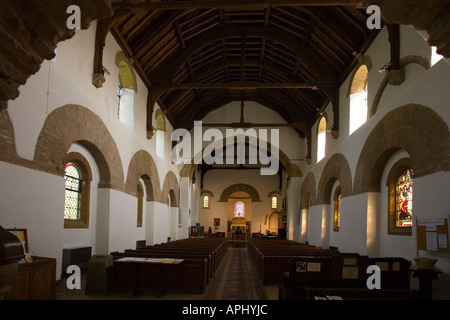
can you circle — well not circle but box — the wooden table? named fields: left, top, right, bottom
left=114, top=257, right=184, bottom=297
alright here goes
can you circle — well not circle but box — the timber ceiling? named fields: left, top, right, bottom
left=107, top=1, right=380, bottom=135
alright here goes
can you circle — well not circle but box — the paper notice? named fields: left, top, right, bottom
left=438, top=234, right=448, bottom=249
left=426, top=232, right=438, bottom=251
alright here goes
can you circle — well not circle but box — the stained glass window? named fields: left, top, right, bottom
left=137, top=183, right=143, bottom=227
left=64, top=163, right=82, bottom=220
left=234, top=201, right=245, bottom=218
left=271, top=196, right=277, bottom=209
left=396, top=169, right=413, bottom=227
left=203, top=195, right=210, bottom=208
left=334, top=186, right=342, bottom=231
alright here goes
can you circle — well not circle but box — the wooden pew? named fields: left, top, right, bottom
left=110, top=238, right=227, bottom=296
left=279, top=255, right=338, bottom=300
left=112, top=253, right=208, bottom=295
left=249, top=239, right=339, bottom=285
left=148, top=238, right=228, bottom=276
left=280, top=255, right=416, bottom=300
left=368, top=257, right=411, bottom=289
left=152, top=238, right=228, bottom=271
left=121, top=249, right=214, bottom=284
left=304, top=287, right=420, bottom=300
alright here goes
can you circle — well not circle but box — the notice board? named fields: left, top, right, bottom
left=416, top=218, right=449, bottom=252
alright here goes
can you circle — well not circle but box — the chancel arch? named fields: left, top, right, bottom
left=219, top=183, right=261, bottom=203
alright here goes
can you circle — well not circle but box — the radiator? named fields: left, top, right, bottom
left=62, top=246, right=92, bottom=277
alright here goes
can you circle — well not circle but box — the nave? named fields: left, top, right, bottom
left=55, top=244, right=275, bottom=300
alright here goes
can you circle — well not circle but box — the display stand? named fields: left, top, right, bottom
left=412, top=217, right=448, bottom=300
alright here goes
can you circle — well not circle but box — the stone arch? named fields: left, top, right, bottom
left=301, top=172, right=317, bottom=209
left=268, top=211, right=281, bottom=230
left=161, top=171, right=180, bottom=207
left=370, top=56, right=430, bottom=117
left=34, top=104, right=124, bottom=190
left=268, top=190, right=282, bottom=198
left=219, top=183, right=261, bottom=202
left=201, top=190, right=214, bottom=198
left=181, top=139, right=302, bottom=179
left=354, top=104, right=450, bottom=194
left=179, top=163, right=196, bottom=181
left=0, top=109, right=17, bottom=162
left=124, top=150, right=161, bottom=201
left=317, top=153, right=353, bottom=205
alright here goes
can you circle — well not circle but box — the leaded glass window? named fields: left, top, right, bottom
left=317, top=117, right=326, bottom=162
left=137, top=183, right=143, bottom=227
left=64, top=163, right=82, bottom=220
left=349, top=65, right=368, bottom=135
left=271, top=196, right=277, bottom=209
left=203, top=195, right=210, bottom=208
left=234, top=201, right=245, bottom=218
left=396, top=169, right=413, bottom=227
left=334, top=186, right=342, bottom=231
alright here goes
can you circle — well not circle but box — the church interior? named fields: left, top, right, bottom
left=1, top=0, right=450, bottom=304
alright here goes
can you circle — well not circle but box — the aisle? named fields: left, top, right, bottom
left=202, top=247, right=267, bottom=300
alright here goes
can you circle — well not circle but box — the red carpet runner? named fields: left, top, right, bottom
left=203, top=247, right=266, bottom=300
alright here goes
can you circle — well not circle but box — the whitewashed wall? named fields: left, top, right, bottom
left=1, top=22, right=182, bottom=279
left=198, top=169, right=281, bottom=236
left=300, top=25, right=450, bottom=298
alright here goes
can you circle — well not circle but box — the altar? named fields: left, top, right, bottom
left=229, top=217, right=250, bottom=241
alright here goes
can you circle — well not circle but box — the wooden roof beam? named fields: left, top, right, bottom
left=114, top=0, right=366, bottom=11
left=152, top=81, right=336, bottom=91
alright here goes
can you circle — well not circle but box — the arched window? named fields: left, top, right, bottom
left=64, top=155, right=91, bottom=229
left=203, top=195, right=210, bottom=209
left=234, top=201, right=245, bottom=218
left=271, top=196, right=278, bottom=209
left=64, top=163, right=81, bottom=220
left=155, top=109, right=166, bottom=159
left=137, top=183, right=144, bottom=227
left=349, top=65, right=368, bottom=135
left=387, top=158, right=413, bottom=235
left=201, top=191, right=214, bottom=209
left=395, top=169, right=414, bottom=228
left=333, top=186, right=342, bottom=232
left=317, top=116, right=327, bottom=162
left=116, top=52, right=136, bottom=130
